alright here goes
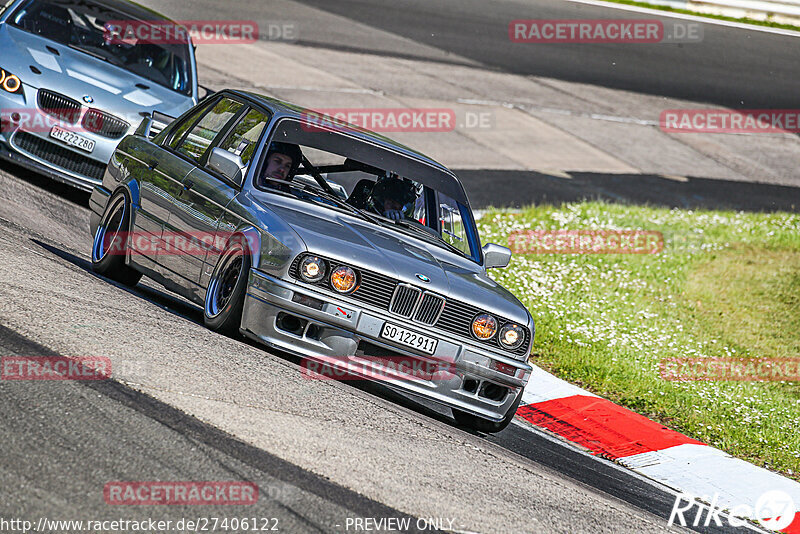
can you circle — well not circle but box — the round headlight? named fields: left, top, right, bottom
left=299, top=255, right=326, bottom=282
left=330, top=265, right=357, bottom=293
left=471, top=314, right=497, bottom=340
left=499, top=323, right=525, bottom=350
left=3, top=74, right=20, bottom=93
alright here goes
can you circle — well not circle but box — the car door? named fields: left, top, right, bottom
left=191, top=106, right=271, bottom=289
left=159, top=97, right=259, bottom=290
left=128, top=100, right=214, bottom=271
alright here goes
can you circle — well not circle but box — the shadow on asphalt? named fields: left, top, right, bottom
left=29, top=239, right=475, bottom=435
left=457, top=169, right=800, bottom=212
left=0, top=324, right=435, bottom=532
left=0, top=159, right=91, bottom=207
left=30, top=239, right=204, bottom=324
left=5, top=149, right=798, bottom=214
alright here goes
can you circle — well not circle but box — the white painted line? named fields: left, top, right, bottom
left=565, top=0, right=800, bottom=36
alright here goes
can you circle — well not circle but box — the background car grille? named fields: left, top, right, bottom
left=414, top=293, right=445, bottom=325
left=288, top=253, right=531, bottom=356
left=82, top=109, right=130, bottom=139
left=37, top=89, right=81, bottom=124
left=12, top=132, right=105, bottom=181
left=390, top=285, right=421, bottom=317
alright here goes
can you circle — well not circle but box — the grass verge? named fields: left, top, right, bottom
left=478, top=203, right=800, bottom=479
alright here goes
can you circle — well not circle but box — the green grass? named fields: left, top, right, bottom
left=478, top=203, right=800, bottom=479
left=598, top=0, right=800, bottom=32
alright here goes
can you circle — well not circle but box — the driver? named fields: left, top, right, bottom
left=258, top=142, right=302, bottom=190
left=367, top=174, right=417, bottom=220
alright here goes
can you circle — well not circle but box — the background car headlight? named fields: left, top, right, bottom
left=299, top=255, right=326, bottom=282
left=499, top=323, right=525, bottom=350
left=0, top=68, right=23, bottom=94
left=471, top=313, right=497, bottom=340
left=330, top=265, right=357, bottom=293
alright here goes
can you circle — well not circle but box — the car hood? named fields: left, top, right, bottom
left=264, top=198, right=530, bottom=325
left=0, top=25, right=194, bottom=119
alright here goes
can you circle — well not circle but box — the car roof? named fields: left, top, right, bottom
left=226, top=90, right=465, bottom=186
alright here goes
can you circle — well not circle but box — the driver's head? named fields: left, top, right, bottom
left=262, top=142, right=302, bottom=182
left=369, top=175, right=416, bottom=217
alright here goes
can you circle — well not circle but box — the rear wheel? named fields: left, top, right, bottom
left=453, top=391, right=522, bottom=434
left=91, top=192, right=142, bottom=287
left=204, top=238, right=250, bottom=336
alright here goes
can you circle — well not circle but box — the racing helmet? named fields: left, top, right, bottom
left=368, top=174, right=417, bottom=215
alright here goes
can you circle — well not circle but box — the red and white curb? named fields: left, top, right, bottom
left=515, top=366, right=800, bottom=532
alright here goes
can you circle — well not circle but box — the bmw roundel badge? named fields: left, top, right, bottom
left=83, top=95, right=94, bottom=104
left=415, top=273, right=430, bottom=283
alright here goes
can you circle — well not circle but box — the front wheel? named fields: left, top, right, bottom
left=453, top=392, right=522, bottom=434
left=91, top=192, right=142, bottom=287
left=204, top=238, right=250, bottom=336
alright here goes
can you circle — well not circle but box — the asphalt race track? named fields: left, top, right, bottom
left=156, top=0, right=798, bottom=110
left=1, top=0, right=796, bottom=532
left=0, top=161, right=759, bottom=534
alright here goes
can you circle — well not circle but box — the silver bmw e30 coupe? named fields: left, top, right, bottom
left=0, top=0, right=197, bottom=190
left=88, top=89, right=534, bottom=432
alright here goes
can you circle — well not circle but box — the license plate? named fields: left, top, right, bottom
left=50, top=126, right=95, bottom=153
left=380, top=323, right=438, bottom=355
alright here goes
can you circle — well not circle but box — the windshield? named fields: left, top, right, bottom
left=9, top=0, right=192, bottom=95
left=253, top=121, right=480, bottom=262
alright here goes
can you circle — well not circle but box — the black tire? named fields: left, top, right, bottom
left=204, top=237, right=250, bottom=336
left=453, top=391, right=523, bottom=434
left=91, top=192, right=142, bottom=287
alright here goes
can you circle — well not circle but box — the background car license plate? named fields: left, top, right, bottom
left=50, top=126, right=95, bottom=153
left=380, top=323, right=438, bottom=354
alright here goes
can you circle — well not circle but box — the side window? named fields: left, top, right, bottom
left=216, top=108, right=270, bottom=167
left=437, top=192, right=470, bottom=256
left=174, top=97, right=244, bottom=162
left=166, top=100, right=213, bottom=150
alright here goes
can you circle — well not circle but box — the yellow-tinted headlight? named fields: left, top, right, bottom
left=299, top=255, right=326, bottom=282
left=330, top=265, right=357, bottom=293
left=0, top=69, right=22, bottom=94
left=471, top=313, right=497, bottom=340
left=499, top=323, right=525, bottom=350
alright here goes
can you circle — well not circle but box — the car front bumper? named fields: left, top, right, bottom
left=242, top=269, right=532, bottom=422
left=0, top=87, right=115, bottom=191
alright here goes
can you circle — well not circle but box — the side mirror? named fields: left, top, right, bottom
left=482, top=243, right=512, bottom=269
left=208, top=147, right=245, bottom=186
